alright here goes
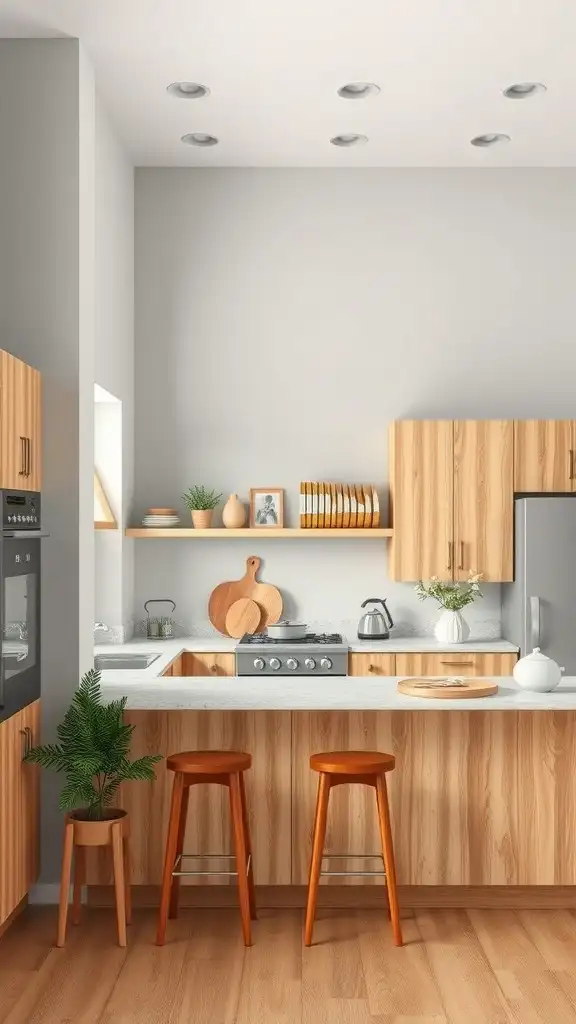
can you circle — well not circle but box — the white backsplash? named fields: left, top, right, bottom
left=133, top=541, right=502, bottom=640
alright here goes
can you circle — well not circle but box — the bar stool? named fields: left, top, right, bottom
left=304, top=750, right=402, bottom=947
left=156, top=750, right=256, bottom=947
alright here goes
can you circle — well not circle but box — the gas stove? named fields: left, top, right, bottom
left=236, top=632, right=348, bottom=676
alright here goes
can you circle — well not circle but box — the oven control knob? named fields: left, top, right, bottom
left=320, top=657, right=333, bottom=670
left=253, top=658, right=265, bottom=671
left=286, top=657, right=299, bottom=671
left=269, top=657, right=281, bottom=671
left=16, top=515, right=22, bottom=523
left=304, top=657, right=316, bottom=670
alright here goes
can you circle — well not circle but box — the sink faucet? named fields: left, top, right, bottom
left=94, top=622, right=110, bottom=636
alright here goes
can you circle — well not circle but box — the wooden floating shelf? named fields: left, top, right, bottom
left=125, top=527, right=393, bottom=539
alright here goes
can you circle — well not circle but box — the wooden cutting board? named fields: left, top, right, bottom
left=397, top=677, right=498, bottom=699
left=225, top=598, right=262, bottom=639
left=208, top=556, right=283, bottom=636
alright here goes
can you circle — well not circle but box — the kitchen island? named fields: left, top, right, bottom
left=87, top=661, right=576, bottom=907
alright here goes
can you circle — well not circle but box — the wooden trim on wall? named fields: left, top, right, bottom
left=87, top=884, right=576, bottom=911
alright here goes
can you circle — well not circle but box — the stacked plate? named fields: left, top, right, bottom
left=142, top=507, right=180, bottom=528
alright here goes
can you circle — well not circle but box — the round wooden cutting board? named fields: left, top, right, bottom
left=225, top=598, right=262, bottom=639
left=208, top=556, right=283, bottom=636
left=397, top=677, right=499, bottom=699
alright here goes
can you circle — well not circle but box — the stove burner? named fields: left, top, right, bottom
left=239, top=632, right=344, bottom=646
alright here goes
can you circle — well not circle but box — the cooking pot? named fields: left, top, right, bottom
left=265, top=620, right=308, bottom=641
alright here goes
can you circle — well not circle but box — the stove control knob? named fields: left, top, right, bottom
left=320, top=657, right=333, bottom=670
left=286, top=657, right=299, bottom=671
left=269, top=657, right=281, bottom=671
left=304, top=657, right=316, bottom=671
left=253, top=658, right=265, bottom=671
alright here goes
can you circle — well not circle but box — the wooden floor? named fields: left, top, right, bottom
left=3, top=906, right=576, bottom=1022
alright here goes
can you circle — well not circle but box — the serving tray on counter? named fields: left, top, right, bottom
left=397, top=677, right=499, bottom=699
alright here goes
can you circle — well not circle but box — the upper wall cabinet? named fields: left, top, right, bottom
left=453, top=420, right=513, bottom=583
left=389, top=420, right=454, bottom=581
left=514, top=420, right=576, bottom=493
left=0, top=351, right=42, bottom=492
left=389, top=420, right=514, bottom=583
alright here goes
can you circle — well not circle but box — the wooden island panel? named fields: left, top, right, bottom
left=87, top=708, right=576, bottom=894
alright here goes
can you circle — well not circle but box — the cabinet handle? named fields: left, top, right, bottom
left=26, top=437, right=31, bottom=477
left=440, top=660, right=474, bottom=667
left=18, top=436, right=26, bottom=476
left=25, top=725, right=33, bottom=752
left=20, top=729, right=28, bottom=758
left=570, top=450, right=575, bottom=481
left=447, top=542, right=452, bottom=571
left=458, top=541, right=465, bottom=571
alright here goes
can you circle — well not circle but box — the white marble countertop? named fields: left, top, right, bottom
left=98, top=673, right=576, bottom=711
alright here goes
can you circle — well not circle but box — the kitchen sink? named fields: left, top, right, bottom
left=94, top=653, right=160, bottom=671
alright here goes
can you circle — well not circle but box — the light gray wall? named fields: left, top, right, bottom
left=0, top=39, right=95, bottom=880
left=134, top=168, right=576, bottom=635
left=94, top=99, right=135, bottom=636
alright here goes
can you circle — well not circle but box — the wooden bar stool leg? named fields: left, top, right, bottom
left=123, top=837, right=132, bottom=926
left=169, top=786, right=189, bottom=920
left=111, top=822, right=127, bottom=948
left=375, top=773, right=403, bottom=947
left=56, top=820, right=74, bottom=947
left=239, top=771, right=257, bottom=920
left=229, top=772, right=252, bottom=946
left=157, top=771, right=185, bottom=945
left=304, top=771, right=331, bottom=947
left=72, top=845, right=84, bottom=926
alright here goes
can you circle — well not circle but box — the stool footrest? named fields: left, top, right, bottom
left=321, top=869, right=387, bottom=877
left=172, top=852, right=252, bottom=878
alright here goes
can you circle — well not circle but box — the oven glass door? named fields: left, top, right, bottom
left=0, top=537, right=41, bottom=718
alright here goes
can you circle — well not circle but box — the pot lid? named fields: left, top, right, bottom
left=269, top=620, right=306, bottom=627
left=523, top=647, right=553, bottom=661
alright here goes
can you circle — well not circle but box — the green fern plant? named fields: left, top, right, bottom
left=24, top=669, right=162, bottom=821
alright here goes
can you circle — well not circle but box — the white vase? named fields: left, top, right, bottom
left=434, top=609, right=470, bottom=644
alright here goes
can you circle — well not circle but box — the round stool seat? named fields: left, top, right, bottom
left=310, top=750, right=395, bottom=775
left=166, top=749, right=252, bottom=774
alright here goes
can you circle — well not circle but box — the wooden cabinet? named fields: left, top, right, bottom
left=453, top=420, right=513, bottom=582
left=395, top=652, right=518, bottom=677
left=348, top=653, right=396, bottom=676
left=514, top=420, right=576, bottom=493
left=389, top=420, right=454, bottom=581
left=181, top=653, right=235, bottom=676
left=162, top=655, right=183, bottom=677
left=0, top=701, right=40, bottom=927
left=389, top=419, right=513, bottom=582
left=0, top=351, right=42, bottom=492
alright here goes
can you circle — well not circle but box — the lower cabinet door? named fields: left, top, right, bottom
left=348, top=653, right=396, bottom=676
left=181, top=653, right=236, bottom=676
left=395, top=652, right=518, bottom=677
left=0, top=701, right=40, bottom=924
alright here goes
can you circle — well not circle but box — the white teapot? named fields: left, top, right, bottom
left=513, top=647, right=564, bottom=692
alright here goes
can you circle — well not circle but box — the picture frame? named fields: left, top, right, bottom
left=250, top=488, right=284, bottom=529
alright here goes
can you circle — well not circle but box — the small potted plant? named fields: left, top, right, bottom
left=24, top=669, right=161, bottom=838
left=182, top=485, right=222, bottom=528
left=415, top=572, right=483, bottom=643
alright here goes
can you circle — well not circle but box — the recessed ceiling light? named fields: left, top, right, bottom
left=503, top=82, right=546, bottom=99
left=470, top=133, right=511, bottom=148
left=181, top=132, right=219, bottom=147
left=337, top=82, right=380, bottom=99
left=167, top=82, right=210, bottom=99
left=330, top=133, right=369, bottom=147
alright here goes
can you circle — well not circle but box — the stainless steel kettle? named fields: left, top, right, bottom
left=358, top=598, right=394, bottom=640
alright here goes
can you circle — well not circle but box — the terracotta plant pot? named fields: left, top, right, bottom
left=222, top=493, right=246, bottom=529
left=68, top=808, right=129, bottom=846
left=191, top=509, right=214, bottom=529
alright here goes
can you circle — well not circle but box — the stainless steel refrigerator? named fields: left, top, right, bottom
left=502, top=496, right=576, bottom=672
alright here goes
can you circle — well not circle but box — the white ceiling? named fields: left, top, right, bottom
left=1, top=0, right=574, bottom=167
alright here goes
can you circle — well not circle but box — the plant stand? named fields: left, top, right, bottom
left=57, top=811, right=131, bottom=948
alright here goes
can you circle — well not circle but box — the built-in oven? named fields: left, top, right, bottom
left=0, top=491, right=47, bottom=722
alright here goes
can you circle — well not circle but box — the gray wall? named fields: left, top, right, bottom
left=94, top=99, right=135, bottom=636
left=134, top=168, right=576, bottom=634
left=0, top=39, right=95, bottom=881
